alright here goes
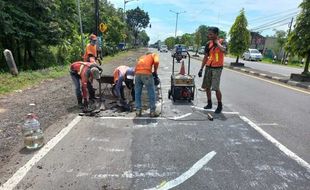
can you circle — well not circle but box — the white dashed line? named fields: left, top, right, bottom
left=145, top=151, right=216, bottom=190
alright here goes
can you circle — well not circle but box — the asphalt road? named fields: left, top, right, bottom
left=1, top=50, right=310, bottom=190
left=224, top=56, right=303, bottom=77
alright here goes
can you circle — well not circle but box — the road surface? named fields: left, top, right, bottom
left=1, top=50, right=309, bottom=190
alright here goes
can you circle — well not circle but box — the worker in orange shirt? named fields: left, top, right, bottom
left=134, top=52, right=160, bottom=117
left=70, top=60, right=102, bottom=112
left=83, top=34, right=97, bottom=62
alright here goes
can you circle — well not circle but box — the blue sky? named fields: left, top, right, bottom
left=110, top=0, right=302, bottom=43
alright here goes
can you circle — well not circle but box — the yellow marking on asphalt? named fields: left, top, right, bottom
left=225, top=68, right=310, bottom=95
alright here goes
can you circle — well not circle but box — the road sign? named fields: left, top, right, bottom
left=99, top=23, right=108, bottom=33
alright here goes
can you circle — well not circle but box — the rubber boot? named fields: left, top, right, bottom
left=204, top=100, right=212, bottom=109
left=214, top=102, right=223, bottom=114
left=77, top=96, right=83, bottom=108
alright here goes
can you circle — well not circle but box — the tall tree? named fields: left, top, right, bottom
left=274, top=30, right=287, bottom=60
left=229, top=8, right=250, bottom=64
left=286, top=0, right=310, bottom=75
left=126, top=7, right=150, bottom=45
left=164, top=37, right=176, bottom=50
left=180, top=33, right=194, bottom=47
left=138, top=30, right=150, bottom=46
left=194, top=29, right=202, bottom=56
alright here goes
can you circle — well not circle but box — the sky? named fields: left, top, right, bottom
left=109, top=0, right=303, bottom=43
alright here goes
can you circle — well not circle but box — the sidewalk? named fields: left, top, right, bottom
left=191, top=54, right=310, bottom=90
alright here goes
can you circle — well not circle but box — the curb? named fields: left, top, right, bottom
left=226, top=65, right=310, bottom=90
left=190, top=55, right=310, bottom=90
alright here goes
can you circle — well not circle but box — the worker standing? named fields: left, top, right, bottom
left=198, top=27, right=227, bottom=114
left=134, top=52, right=160, bottom=117
left=83, top=34, right=97, bottom=62
left=113, top=65, right=135, bottom=108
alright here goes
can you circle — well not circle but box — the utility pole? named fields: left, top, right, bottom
left=169, top=10, right=186, bottom=38
left=94, top=0, right=99, bottom=35
left=76, top=0, right=84, bottom=54
left=282, top=17, right=294, bottom=64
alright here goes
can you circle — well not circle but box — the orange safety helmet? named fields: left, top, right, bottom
left=89, top=34, right=97, bottom=41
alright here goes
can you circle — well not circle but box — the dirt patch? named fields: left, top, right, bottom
left=0, top=48, right=146, bottom=185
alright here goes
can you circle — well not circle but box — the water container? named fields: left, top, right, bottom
left=22, top=113, right=44, bottom=149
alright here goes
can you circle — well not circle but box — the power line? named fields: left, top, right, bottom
left=249, top=11, right=298, bottom=25
left=248, top=8, right=298, bottom=22
left=250, top=15, right=297, bottom=30
left=254, top=22, right=290, bottom=32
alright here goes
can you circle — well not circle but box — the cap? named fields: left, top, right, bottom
left=91, top=67, right=100, bottom=80
left=126, top=67, right=135, bottom=80
left=89, top=34, right=97, bottom=41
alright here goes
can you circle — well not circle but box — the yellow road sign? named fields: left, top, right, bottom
left=99, top=23, right=108, bottom=33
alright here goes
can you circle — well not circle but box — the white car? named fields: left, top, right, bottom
left=242, top=49, right=263, bottom=61
left=159, top=45, right=168, bottom=53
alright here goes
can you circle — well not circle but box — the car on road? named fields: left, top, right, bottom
left=188, top=46, right=194, bottom=51
left=159, top=45, right=168, bottom=53
left=171, top=44, right=188, bottom=58
left=198, top=46, right=205, bottom=54
left=242, top=48, right=263, bottom=61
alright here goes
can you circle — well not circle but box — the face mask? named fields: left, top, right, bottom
left=91, top=40, right=96, bottom=45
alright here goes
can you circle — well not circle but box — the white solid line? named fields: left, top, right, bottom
left=240, top=116, right=310, bottom=173
left=0, top=116, right=82, bottom=190
left=145, top=151, right=216, bottom=190
left=257, top=123, right=279, bottom=126
left=168, top=113, right=192, bottom=120
left=191, top=106, right=240, bottom=115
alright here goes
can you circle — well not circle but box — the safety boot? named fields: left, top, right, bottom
left=203, top=100, right=212, bottom=109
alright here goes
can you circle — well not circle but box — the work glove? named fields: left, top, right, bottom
left=198, top=69, right=203, bottom=78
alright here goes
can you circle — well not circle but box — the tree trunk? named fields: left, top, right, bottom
left=236, top=56, right=239, bottom=64
left=302, top=52, right=310, bottom=75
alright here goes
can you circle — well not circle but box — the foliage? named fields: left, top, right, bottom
left=180, top=33, right=194, bottom=47
left=273, top=30, right=287, bottom=59
left=286, top=0, right=310, bottom=74
left=138, top=30, right=150, bottom=46
left=228, top=8, right=250, bottom=63
left=165, top=37, right=176, bottom=50
left=126, top=7, right=150, bottom=45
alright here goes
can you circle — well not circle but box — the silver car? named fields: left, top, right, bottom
left=242, top=49, right=263, bottom=61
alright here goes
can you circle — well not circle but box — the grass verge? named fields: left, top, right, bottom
left=0, top=50, right=134, bottom=95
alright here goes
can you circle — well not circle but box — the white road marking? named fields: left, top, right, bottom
left=93, top=170, right=177, bottom=179
left=257, top=123, right=279, bottom=126
left=240, top=116, right=310, bottom=173
left=98, top=147, right=125, bottom=152
left=145, top=151, right=216, bottom=190
left=226, top=69, right=310, bottom=95
left=191, top=106, right=240, bottom=115
left=168, top=113, right=192, bottom=120
left=0, top=116, right=82, bottom=190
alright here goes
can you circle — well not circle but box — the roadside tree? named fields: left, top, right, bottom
left=228, top=8, right=250, bottom=64
left=286, top=0, right=310, bottom=76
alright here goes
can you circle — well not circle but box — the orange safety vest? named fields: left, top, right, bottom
left=206, top=39, right=224, bottom=67
left=83, top=44, right=97, bottom=62
left=113, top=65, right=129, bottom=83
left=135, top=53, right=159, bottom=75
left=70, top=61, right=92, bottom=99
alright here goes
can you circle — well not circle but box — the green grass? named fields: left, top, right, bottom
left=261, top=57, right=304, bottom=69
left=0, top=50, right=134, bottom=95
